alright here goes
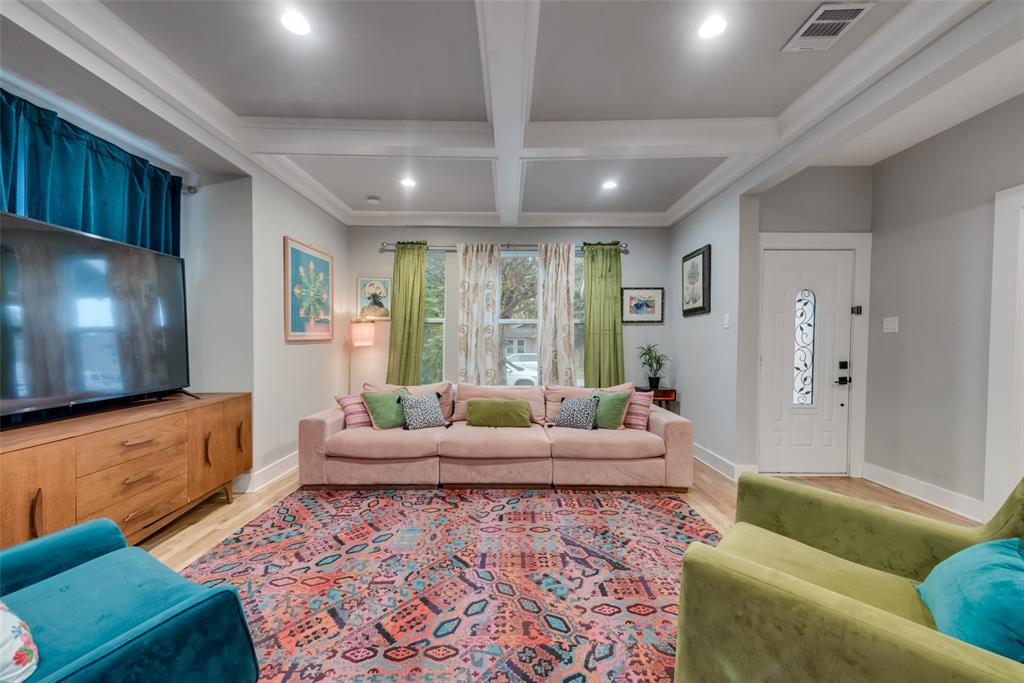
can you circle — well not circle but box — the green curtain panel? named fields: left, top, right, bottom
left=1, top=89, right=182, bottom=255
left=583, top=242, right=625, bottom=387
left=386, top=241, right=428, bottom=385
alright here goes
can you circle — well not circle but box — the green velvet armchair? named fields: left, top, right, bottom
left=676, top=474, right=1024, bottom=682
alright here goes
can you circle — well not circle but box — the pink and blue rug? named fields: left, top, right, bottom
left=183, top=488, right=720, bottom=682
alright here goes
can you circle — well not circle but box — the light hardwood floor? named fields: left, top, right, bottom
left=142, top=460, right=976, bottom=572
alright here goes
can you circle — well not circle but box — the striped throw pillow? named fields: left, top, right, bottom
left=335, top=394, right=372, bottom=429
left=624, top=391, right=654, bottom=430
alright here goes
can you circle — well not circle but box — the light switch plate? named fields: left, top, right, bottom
left=882, top=316, right=899, bottom=333
left=723, top=313, right=730, bottom=329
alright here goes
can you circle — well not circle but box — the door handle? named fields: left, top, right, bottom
left=29, top=487, right=43, bottom=538
left=204, top=431, right=212, bottom=466
left=236, top=421, right=243, bottom=451
left=834, top=376, right=852, bottom=386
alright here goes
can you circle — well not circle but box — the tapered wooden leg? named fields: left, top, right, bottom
left=223, top=483, right=234, bottom=503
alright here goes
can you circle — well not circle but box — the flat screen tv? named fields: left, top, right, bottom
left=1, top=212, right=189, bottom=422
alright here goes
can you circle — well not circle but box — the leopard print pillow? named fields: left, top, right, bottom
left=554, top=397, right=597, bottom=430
left=400, top=393, right=446, bottom=430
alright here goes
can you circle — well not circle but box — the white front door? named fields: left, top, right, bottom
left=759, top=250, right=854, bottom=473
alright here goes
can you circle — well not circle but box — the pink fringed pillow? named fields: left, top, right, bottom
left=335, top=394, right=372, bottom=429
left=624, top=391, right=654, bottom=430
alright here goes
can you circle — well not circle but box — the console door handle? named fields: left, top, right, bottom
left=29, top=488, right=43, bottom=539
left=236, top=421, right=243, bottom=451
left=204, top=431, right=212, bottom=466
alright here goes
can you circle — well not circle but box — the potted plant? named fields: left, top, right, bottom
left=637, top=343, right=670, bottom=390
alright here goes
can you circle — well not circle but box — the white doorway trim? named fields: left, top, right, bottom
left=984, top=184, right=1024, bottom=518
left=758, top=232, right=872, bottom=477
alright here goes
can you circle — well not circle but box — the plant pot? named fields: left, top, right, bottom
left=648, top=376, right=661, bottom=390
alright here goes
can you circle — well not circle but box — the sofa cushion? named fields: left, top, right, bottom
left=466, top=399, right=532, bottom=427
left=554, top=397, right=598, bottom=430
left=453, top=384, right=545, bottom=424
left=546, top=426, right=666, bottom=460
left=544, top=383, right=635, bottom=424
left=439, top=422, right=551, bottom=459
left=718, top=522, right=935, bottom=628
left=399, top=393, right=446, bottom=430
left=3, top=547, right=204, bottom=681
left=594, top=390, right=632, bottom=429
left=325, top=426, right=446, bottom=460
left=364, top=381, right=454, bottom=420
left=362, top=389, right=408, bottom=429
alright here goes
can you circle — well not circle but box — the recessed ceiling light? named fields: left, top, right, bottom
left=366, top=195, right=382, bottom=205
left=698, top=14, right=727, bottom=39
left=602, top=179, right=618, bottom=190
left=400, top=177, right=417, bottom=188
left=280, top=9, right=311, bottom=35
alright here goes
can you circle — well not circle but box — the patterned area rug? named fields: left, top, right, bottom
left=182, top=488, right=720, bottom=682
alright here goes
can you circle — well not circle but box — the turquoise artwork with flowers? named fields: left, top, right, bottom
left=284, top=236, right=333, bottom=342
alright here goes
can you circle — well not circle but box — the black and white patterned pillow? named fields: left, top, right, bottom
left=400, top=393, right=446, bottom=430
left=555, top=397, right=597, bottom=430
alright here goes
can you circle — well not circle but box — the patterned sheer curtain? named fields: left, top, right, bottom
left=457, top=243, right=501, bottom=384
left=537, top=243, right=577, bottom=386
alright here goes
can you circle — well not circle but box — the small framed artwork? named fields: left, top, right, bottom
left=682, top=244, right=711, bottom=317
left=284, top=236, right=334, bottom=342
left=357, top=277, right=391, bottom=320
left=621, top=287, right=665, bottom=324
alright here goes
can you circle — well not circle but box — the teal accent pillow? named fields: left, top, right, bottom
left=361, top=389, right=408, bottom=430
left=593, top=390, right=631, bottom=429
left=916, top=537, right=1024, bottom=662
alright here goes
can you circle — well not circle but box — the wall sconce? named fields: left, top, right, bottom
left=350, top=317, right=376, bottom=347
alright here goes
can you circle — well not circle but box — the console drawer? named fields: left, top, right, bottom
left=76, top=444, right=187, bottom=519
left=80, top=474, right=188, bottom=538
left=77, top=413, right=187, bottom=476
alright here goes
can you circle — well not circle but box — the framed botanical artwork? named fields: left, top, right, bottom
left=284, top=236, right=334, bottom=342
left=682, top=244, right=711, bottom=317
left=357, top=277, right=391, bottom=320
left=621, top=287, right=665, bottom=324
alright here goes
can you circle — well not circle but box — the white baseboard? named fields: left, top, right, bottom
left=862, top=462, right=984, bottom=522
left=694, top=442, right=759, bottom=481
left=233, top=451, right=297, bottom=493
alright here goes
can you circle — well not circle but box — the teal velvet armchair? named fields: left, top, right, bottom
left=0, top=519, right=259, bottom=682
left=676, top=474, right=1024, bottom=682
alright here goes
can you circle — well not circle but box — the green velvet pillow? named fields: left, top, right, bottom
left=916, top=537, right=1024, bottom=662
left=361, top=389, right=408, bottom=430
left=466, top=399, right=531, bottom=427
left=593, top=390, right=631, bottom=429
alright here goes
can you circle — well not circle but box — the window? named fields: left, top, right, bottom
left=497, top=251, right=586, bottom=386
left=793, top=289, right=816, bottom=405
left=499, top=253, right=539, bottom=386
left=421, top=251, right=446, bottom=384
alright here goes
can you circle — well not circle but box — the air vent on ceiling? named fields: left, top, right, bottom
left=782, top=2, right=875, bottom=52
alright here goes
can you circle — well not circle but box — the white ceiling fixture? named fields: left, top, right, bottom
left=782, top=3, right=874, bottom=52
left=400, top=177, right=416, bottom=187
left=366, top=195, right=382, bottom=205
left=601, top=179, right=618, bottom=190
left=280, top=9, right=310, bottom=36
left=698, top=15, right=727, bottom=40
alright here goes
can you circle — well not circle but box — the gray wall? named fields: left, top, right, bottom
left=345, top=226, right=673, bottom=392
left=759, top=166, right=872, bottom=233
left=865, top=94, right=1024, bottom=500
left=180, top=177, right=254, bottom=393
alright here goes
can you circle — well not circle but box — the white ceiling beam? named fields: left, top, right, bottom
left=347, top=210, right=667, bottom=229
left=523, top=118, right=778, bottom=159
left=475, top=0, right=540, bottom=225
left=236, top=118, right=495, bottom=158
left=665, top=0, right=1024, bottom=224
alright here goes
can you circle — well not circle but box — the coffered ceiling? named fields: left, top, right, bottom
left=2, top=0, right=1020, bottom=227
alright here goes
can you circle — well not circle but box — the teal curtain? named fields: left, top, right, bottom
left=583, top=242, right=625, bottom=387
left=386, top=241, right=427, bottom=385
left=1, top=89, right=181, bottom=255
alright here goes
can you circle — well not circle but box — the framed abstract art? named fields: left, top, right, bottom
left=682, top=244, right=711, bottom=317
left=284, top=236, right=334, bottom=342
left=621, top=287, right=665, bottom=324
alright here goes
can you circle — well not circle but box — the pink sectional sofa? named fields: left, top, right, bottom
left=299, top=383, right=693, bottom=490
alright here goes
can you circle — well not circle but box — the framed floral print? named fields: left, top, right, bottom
left=356, top=277, right=391, bottom=320
left=682, top=244, right=711, bottom=317
left=284, top=236, right=334, bottom=342
left=621, top=287, right=665, bottom=324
